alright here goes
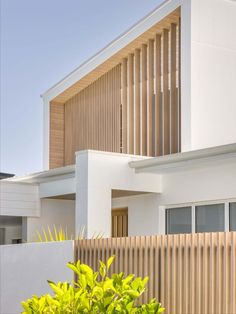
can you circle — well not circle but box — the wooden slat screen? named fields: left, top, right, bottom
left=111, top=208, right=128, bottom=238
left=74, top=232, right=236, bottom=314
left=121, top=23, right=181, bottom=157
left=155, top=34, right=162, bottom=156
left=49, top=20, right=181, bottom=168
left=64, top=65, right=121, bottom=165
left=134, top=49, right=141, bottom=155
left=141, top=44, right=148, bottom=156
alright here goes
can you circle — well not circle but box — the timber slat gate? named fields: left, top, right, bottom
left=74, top=232, right=236, bottom=314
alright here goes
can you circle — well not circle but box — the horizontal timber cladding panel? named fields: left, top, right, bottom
left=121, top=22, right=180, bottom=157
left=64, top=65, right=121, bottom=165
left=74, top=232, right=236, bottom=314
left=49, top=102, right=65, bottom=169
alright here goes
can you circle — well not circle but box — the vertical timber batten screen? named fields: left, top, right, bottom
left=74, top=232, right=236, bottom=314
left=64, top=65, right=121, bottom=165
left=121, top=22, right=181, bottom=157
left=49, top=17, right=181, bottom=168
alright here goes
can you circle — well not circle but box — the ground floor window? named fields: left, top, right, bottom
left=166, top=200, right=236, bottom=234
left=195, top=204, right=225, bottom=233
left=166, top=207, right=191, bottom=234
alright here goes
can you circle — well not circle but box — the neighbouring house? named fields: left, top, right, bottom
left=0, top=173, right=14, bottom=180
left=1, top=0, right=236, bottom=244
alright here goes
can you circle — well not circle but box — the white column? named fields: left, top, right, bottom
left=75, top=150, right=161, bottom=239
left=75, top=151, right=112, bottom=238
left=180, top=0, right=192, bottom=152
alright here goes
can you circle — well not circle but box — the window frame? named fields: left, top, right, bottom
left=229, top=201, right=236, bottom=231
left=165, top=198, right=236, bottom=234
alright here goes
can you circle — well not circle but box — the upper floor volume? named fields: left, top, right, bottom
left=42, top=0, right=236, bottom=169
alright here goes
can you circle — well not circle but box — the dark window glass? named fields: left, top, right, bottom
left=196, top=204, right=224, bottom=233
left=229, top=202, right=236, bottom=231
left=0, top=228, right=5, bottom=245
left=166, top=207, right=192, bottom=234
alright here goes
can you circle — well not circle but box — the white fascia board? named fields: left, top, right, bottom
left=41, top=0, right=181, bottom=103
left=76, top=149, right=152, bottom=161
left=129, top=143, right=236, bottom=172
left=4, top=165, right=75, bottom=184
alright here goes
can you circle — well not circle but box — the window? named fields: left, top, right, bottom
left=0, top=228, right=5, bottom=245
left=195, top=204, right=224, bottom=233
left=165, top=201, right=236, bottom=235
left=166, top=207, right=192, bottom=234
left=230, top=202, right=236, bottom=231
left=12, top=239, right=22, bottom=244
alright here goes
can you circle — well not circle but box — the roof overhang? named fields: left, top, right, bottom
left=129, top=143, right=236, bottom=173
left=41, top=0, right=181, bottom=104
left=3, top=165, right=75, bottom=184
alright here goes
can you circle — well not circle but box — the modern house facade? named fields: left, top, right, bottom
left=1, top=0, right=236, bottom=244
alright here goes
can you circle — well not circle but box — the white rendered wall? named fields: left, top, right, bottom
left=190, top=0, right=236, bottom=149
left=39, top=177, right=75, bottom=198
left=158, top=157, right=236, bottom=206
left=121, top=154, right=236, bottom=235
left=0, top=241, right=74, bottom=314
left=179, top=0, right=192, bottom=151
left=155, top=155, right=236, bottom=233
left=0, top=181, right=40, bottom=217
left=25, top=199, right=75, bottom=242
left=76, top=151, right=162, bottom=238
left=112, top=194, right=159, bottom=236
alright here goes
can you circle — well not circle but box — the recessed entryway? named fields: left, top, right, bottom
left=111, top=207, right=128, bottom=237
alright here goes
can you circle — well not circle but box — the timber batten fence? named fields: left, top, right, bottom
left=74, top=232, right=236, bottom=314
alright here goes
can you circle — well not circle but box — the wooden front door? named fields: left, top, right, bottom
left=111, top=208, right=128, bottom=237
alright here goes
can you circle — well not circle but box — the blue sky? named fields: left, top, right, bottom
left=0, top=0, right=162, bottom=175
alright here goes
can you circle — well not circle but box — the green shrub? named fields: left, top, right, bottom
left=21, top=256, right=164, bottom=314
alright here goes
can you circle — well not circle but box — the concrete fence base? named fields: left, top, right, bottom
left=0, top=241, right=74, bottom=314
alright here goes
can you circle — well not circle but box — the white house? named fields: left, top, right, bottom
left=1, top=0, right=236, bottom=244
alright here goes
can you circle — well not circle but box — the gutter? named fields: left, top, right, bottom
left=4, top=165, right=75, bottom=184
left=129, top=143, right=236, bottom=172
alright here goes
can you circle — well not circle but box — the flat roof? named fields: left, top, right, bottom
left=3, top=165, right=75, bottom=184
left=3, top=143, right=236, bottom=183
left=0, top=173, right=15, bottom=180
left=129, top=143, right=236, bottom=173
left=42, top=0, right=180, bottom=103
